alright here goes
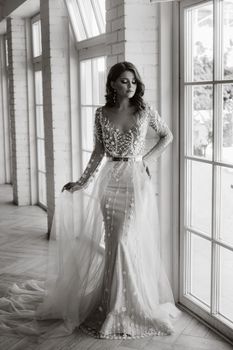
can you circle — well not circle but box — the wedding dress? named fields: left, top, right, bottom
left=0, top=102, right=182, bottom=340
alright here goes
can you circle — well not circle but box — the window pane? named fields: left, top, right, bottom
left=32, top=20, right=42, bottom=57
left=185, top=2, right=213, bottom=82
left=78, top=0, right=99, bottom=38
left=92, top=57, right=106, bottom=105
left=38, top=172, right=47, bottom=206
left=221, top=84, right=233, bottom=164
left=66, top=0, right=86, bottom=41
left=219, top=247, right=233, bottom=322
left=80, top=57, right=106, bottom=193
left=36, top=106, right=44, bottom=139
left=81, top=60, right=93, bottom=105
left=187, top=160, right=212, bottom=235
left=35, top=71, right=43, bottom=105
left=97, top=0, right=106, bottom=32
left=190, top=233, right=211, bottom=306
left=81, top=57, right=106, bottom=106
left=37, top=139, right=46, bottom=173
left=81, top=107, right=94, bottom=151
left=188, top=85, right=213, bottom=159
left=4, top=37, right=8, bottom=67
left=223, top=0, right=233, bottom=80
left=217, top=166, right=233, bottom=246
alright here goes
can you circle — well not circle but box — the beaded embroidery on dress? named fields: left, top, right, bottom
left=0, top=103, right=182, bottom=340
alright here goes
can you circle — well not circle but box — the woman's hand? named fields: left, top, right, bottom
left=62, top=182, right=82, bottom=193
left=142, top=159, right=151, bottom=179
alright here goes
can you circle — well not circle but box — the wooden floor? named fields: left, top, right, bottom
left=0, top=184, right=232, bottom=350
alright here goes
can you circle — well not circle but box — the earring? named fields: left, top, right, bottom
left=113, top=89, right=117, bottom=104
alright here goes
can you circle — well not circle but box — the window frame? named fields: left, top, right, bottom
left=179, top=0, right=233, bottom=341
left=69, top=0, right=107, bottom=177
left=0, top=34, right=12, bottom=184
left=73, top=36, right=107, bottom=253
left=31, top=13, right=42, bottom=62
left=79, top=55, right=106, bottom=172
left=31, top=14, right=47, bottom=210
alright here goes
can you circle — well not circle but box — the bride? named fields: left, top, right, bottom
left=55, top=61, right=182, bottom=339
left=0, top=61, right=181, bottom=340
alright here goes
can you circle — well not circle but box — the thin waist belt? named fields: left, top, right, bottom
left=107, top=156, right=142, bottom=162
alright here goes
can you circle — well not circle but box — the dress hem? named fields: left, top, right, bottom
left=79, top=323, right=174, bottom=340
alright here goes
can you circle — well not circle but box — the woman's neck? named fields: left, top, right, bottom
left=115, top=97, right=132, bottom=111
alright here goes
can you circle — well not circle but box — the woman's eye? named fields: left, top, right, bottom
left=121, top=80, right=137, bottom=84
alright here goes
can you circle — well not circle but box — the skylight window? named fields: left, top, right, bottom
left=66, top=0, right=105, bottom=41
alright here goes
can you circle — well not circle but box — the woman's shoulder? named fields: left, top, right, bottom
left=95, top=105, right=105, bottom=119
left=140, top=101, right=157, bottom=119
left=143, top=101, right=156, bottom=111
left=96, top=105, right=111, bottom=116
left=95, top=105, right=104, bottom=113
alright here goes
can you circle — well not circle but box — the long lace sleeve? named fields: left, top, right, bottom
left=143, top=104, right=173, bottom=160
left=75, top=108, right=105, bottom=189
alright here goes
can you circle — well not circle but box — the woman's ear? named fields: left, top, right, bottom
left=110, top=81, right=116, bottom=90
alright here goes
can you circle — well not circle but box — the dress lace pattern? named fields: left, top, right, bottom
left=76, top=103, right=173, bottom=189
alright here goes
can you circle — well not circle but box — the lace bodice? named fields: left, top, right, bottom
left=75, top=103, right=173, bottom=188
left=95, top=104, right=170, bottom=157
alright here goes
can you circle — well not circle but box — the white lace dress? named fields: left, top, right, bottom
left=0, top=103, right=182, bottom=340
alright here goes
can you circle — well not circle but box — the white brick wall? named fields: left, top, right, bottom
left=106, top=0, right=125, bottom=70
left=40, top=0, right=71, bottom=231
left=7, top=18, right=31, bottom=205
left=106, top=0, right=159, bottom=106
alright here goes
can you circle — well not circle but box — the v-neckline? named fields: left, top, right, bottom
left=101, top=106, right=139, bottom=134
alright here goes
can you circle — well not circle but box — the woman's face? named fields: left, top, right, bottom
left=111, top=70, right=137, bottom=100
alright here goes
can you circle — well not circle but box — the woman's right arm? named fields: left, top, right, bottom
left=62, top=108, right=105, bottom=192
left=143, top=104, right=173, bottom=161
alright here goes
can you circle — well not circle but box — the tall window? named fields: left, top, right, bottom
left=0, top=35, right=12, bottom=183
left=65, top=0, right=107, bottom=172
left=80, top=57, right=106, bottom=170
left=31, top=15, right=47, bottom=208
left=180, top=0, right=233, bottom=338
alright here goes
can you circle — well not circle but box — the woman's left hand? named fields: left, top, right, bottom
left=69, top=183, right=82, bottom=193
left=62, top=182, right=82, bottom=193
left=142, top=160, right=151, bottom=179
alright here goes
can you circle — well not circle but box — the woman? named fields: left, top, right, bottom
left=0, top=61, right=181, bottom=340
left=55, top=61, right=182, bottom=339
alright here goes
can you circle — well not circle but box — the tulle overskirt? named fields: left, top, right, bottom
left=0, top=158, right=182, bottom=340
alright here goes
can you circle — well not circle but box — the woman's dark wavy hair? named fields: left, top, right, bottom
left=105, top=61, right=146, bottom=111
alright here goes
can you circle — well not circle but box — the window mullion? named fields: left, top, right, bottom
left=211, top=0, right=222, bottom=318
left=184, top=9, right=192, bottom=83
left=214, top=0, right=223, bottom=81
